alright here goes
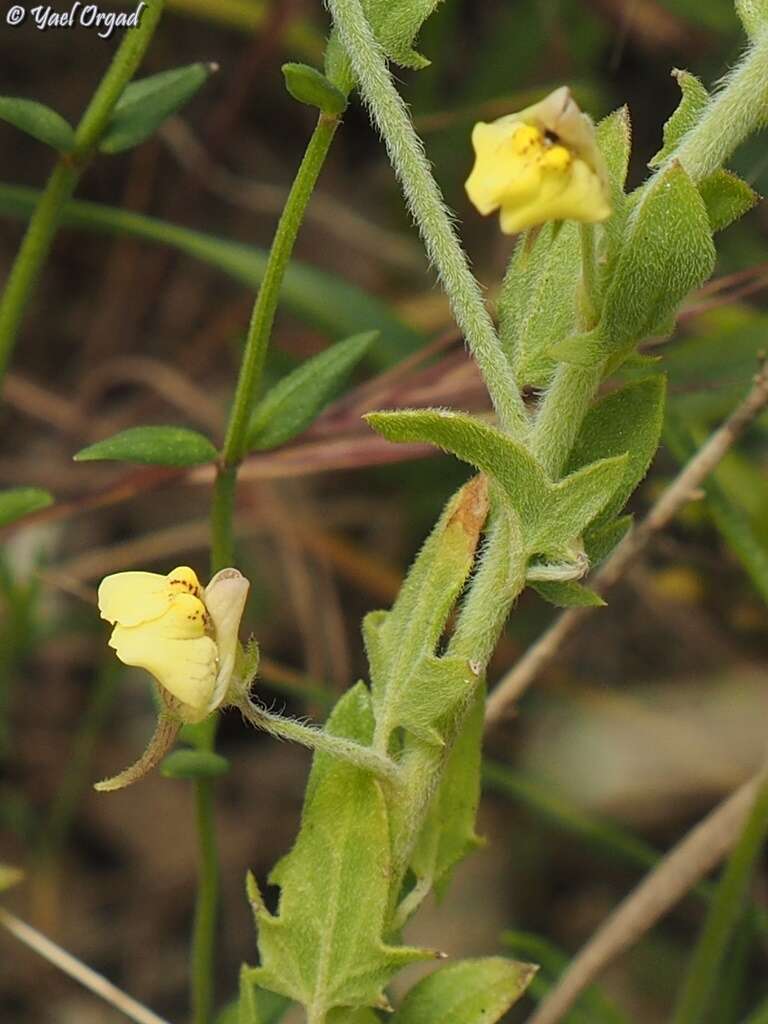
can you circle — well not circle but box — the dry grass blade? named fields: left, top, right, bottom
left=524, top=767, right=767, bottom=1024
left=485, top=358, right=768, bottom=728
left=0, top=908, right=173, bottom=1024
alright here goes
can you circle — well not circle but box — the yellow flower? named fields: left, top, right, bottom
left=98, top=565, right=249, bottom=724
left=465, top=87, right=611, bottom=234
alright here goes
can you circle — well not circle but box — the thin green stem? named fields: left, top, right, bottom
left=210, top=466, right=237, bottom=572
left=672, top=770, right=768, bottom=1024
left=325, top=0, right=529, bottom=437
left=191, top=779, right=219, bottom=1024
left=0, top=0, right=164, bottom=386
left=221, top=113, right=340, bottom=467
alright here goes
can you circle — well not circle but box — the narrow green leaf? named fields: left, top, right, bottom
left=366, top=477, right=488, bottom=747
left=566, top=377, right=667, bottom=526
left=73, top=426, right=217, bottom=467
left=0, top=184, right=422, bottom=363
left=160, top=749, right=230, bottom=780
left=249, top=684, right=430, bottom=1016
left=282, top=63, right=347, bottom=115
left=649, top=70, right=709, bottom=167
left=0, top=487, right=53, bottom=528
left=100, top=63, right=216, bottom=154
left=0, top=97, right=75, bottom=151
left=597, top=162, right=715, bottom=362
left=410, top=690, right=484, bottom=900
left=248, top=332, right=376, bottom=451
left=531, top=579, right=605, bottom=608
left=390, top=957, right=536, bottom=1024
left=597, top=106, right=633, bottom=267
left=698, top=170, right=758, bottom=233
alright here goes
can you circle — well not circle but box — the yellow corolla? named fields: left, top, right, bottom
left=98, top=565, right=249, bottom=723
left=465, top=86, right=611, bottom=234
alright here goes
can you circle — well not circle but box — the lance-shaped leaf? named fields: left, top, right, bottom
left=247, top=684, right=431, bottom=1017
left=531, top=579, right=605, bottom=608
left=0, top=487, right=53, bottom=528
left=649, top=69, right=709, bottom=168
left=556, top=162, right=715, bottom=367
left=74, top=425, right=217, bottom=467
left=566, top=376, right=666, bottom=528
left=0, top=97, right=74, bottom=151
left=366, top=410, right=627, bottom=557
left=597, top=106, right=632, bottom=272
left=390, top=957, right=537, bottom=1024
left=409, top=689, right=485, bottom=902
left=282, top=63, right=347, bottom=115
left=248, top=331, right=376, bottom=451
left=364, top=476, right=488, bottom=747
left=100, top=63, right=216, bottom=154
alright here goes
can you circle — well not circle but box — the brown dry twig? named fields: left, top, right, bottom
left=524, top=766, right=768, bottom=1024
left=485, top=358, right=768, bottom=729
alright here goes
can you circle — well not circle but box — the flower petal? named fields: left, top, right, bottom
left=98, top=571, right=173, bottom=627
left=204, top=568, right=250, bottom=708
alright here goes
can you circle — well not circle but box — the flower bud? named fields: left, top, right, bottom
left=465, top=86, right=611, bottom=234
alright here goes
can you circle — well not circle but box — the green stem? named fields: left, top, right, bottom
left=672, top=770, right=768, bottom=1024
left=325, top=0, right=528, bottom=437
left=192, top=779, right=219, bottom=1024
left=221, top=113, right=340, bottom=467
left=210, top=466, right=237, bottom=572
left=0, top=0, right=164, bottom=386
left=240, top=699, right=399, bottom=781
left=530, top=363, right=602, bottom=479
left=670, top=27, right=768, bottom=184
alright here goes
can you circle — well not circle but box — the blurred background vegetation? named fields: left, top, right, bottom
left=1, top=0, right=767, bottom=1021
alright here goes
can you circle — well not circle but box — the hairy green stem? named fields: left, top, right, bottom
left=192, top=779, right=219, bottom=1024
left=240, top=699, right=399, bottom=781
left=0, top=0, right=165, bottom=386
left=672, top=770, right=768, bottom=1024
left=221, top=113, right=340, bottom=468
left=325, top=0, right=528, bottom=437
left=670, top=27, right=768, bottom=184
left=530, top=363, right=602, bottom=479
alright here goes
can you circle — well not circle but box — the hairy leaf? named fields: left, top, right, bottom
left=248, top=332, right=376, bottom=451
left=531, top=579, right=605, bottom=608
left=0, top=487, right=53, bottom=528
left=248, top=684, right=430, bottom=1017
left=698, top=170, right=758, bottom=232
left=0, top=97, right=74, bottom=151
left=566, top=376, right=666, bottom=526
left=365, top=477, right=488, bottom=747
left=390, top=957, right=537, bottom=1024
left=649, top=69, right=708, bottom=168
left=100, top=63, right=215, bottom=154
left=74, top=426, right=217, bottom=467
left=409, top=689, right=485, bottom=900
left=597, top=106, right=632, bottom=271
left=366, top=410, right=627, bottom=557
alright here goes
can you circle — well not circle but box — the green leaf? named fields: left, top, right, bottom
left=0, top=184, right=423, bottom=364
left=73, top=426, right=217, bottom=467
left=248, top=684, right=430, bottom=1017
left=584, top=515, right=632, bottom=565
left=248, top=332, right=376, bottom=451
left=100, top=63, right=216, bottom=154
left=499, top=221, right=581, bottom=389
left=364, top=477, right=488, bottom=747
left=366, top=410, right=627, bottom=556
left=410, top=690, right=484, bottom=900
left=0, top=97, right=74, bottom=151
left=698, top=170, right=758, bottom=233
left=390, top=957, right=537, bottom=1024
left=326, top=0, right=442, bottom=76
left=282, top=63, right=347, bottom=115
left=566, top=377, right=667, bottom=527
left=597, top=106, right=633, bottom=271
left=0, top=865, right=23, bottom=893
left=736, top=0, right=768, bottom=38
left=0, top=487, right=53, bottom=528
left=160, top=749, right=230, bottom=780
left=587, top=162, right=715, bottom=366
left=649, top=70, right=709, bottom=168
left=531, top=579, right=605, bottom=608
left=231, top=967, right=292, bottom=1024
